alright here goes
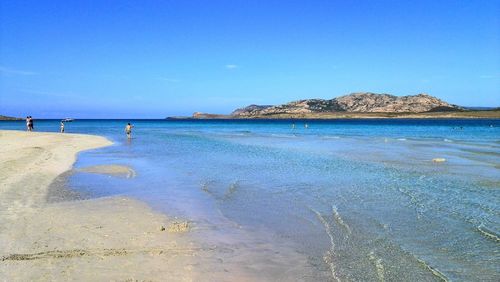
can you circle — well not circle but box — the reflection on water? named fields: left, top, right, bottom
left=2, top=119, right=499, bottom=280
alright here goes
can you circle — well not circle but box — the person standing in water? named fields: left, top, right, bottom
left=28, top=116, right=34, bottom=131
left=60, top=121, right=65, bottom=133
left=125, top=122, right=133, bottom=139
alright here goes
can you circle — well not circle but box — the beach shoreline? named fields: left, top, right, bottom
left=0, top=119, right=498, bottom=280
left=181, top=110, right=500, bottom=120
left=0, top=130, right=203, bottom=280
left=0, top=130, right=320, bottom=281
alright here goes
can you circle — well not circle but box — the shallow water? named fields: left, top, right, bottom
left=2, top=119, right=499, bottom=281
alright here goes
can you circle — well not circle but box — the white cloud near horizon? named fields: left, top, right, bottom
left=479, top=74, right=499, bottom=79
left=158, top=77, right=180, bottom=82
left=15, top=88, right=87, bottom=100
left=0, top=66, right=37, bottom=76
left=225, top=64, right=238, bottom=70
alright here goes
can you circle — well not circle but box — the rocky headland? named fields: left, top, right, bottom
left=231, top=93, right=462, bottom=117
left=183, top=93, right=499, bottom=119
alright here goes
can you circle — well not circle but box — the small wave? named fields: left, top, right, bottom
left=270, top=133, right=297, bottom=138
left=443, top=138, right=453, bottom=143
left=200, top=181, right=215, bottom=195
left=416, top=258, right=449, bottom=282
left=201, top=180, right=240, bottom=201
left=322, top=136, right=341, bottom=140
left=223, top=131, right=254, bottom=137
left=477, top=225, right=500, bottom=242
left=397, top=138, right=407, bottom=141
left=368, top=251, right=385, bottom=282
left=332, top=205, right=351, bottom=235
left=223, top=181, right=239, bottom=200
left=309, top=207, right=341, bottom=282
left=78, top=165, right=136, bottom=179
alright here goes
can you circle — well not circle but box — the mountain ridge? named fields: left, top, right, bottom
left=231, top=92, right=463, bottom=117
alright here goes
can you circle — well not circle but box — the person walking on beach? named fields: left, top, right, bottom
left=26, top=116, right=30, bottom=131
left=125, top=122, right=133, bottom=139
left=60, top=121, right=65, bottom=133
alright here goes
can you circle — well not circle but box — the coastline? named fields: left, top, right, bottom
left=180, top=110, right=500, bottom=120
left=0, top=120, right=497, bottom=280
left=0, top=130, right=319, bottom=281
left=0, top=130, right=199, bottom=280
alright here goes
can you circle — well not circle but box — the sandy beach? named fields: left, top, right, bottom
left=0, top=131, right=200, bottom=281
left=0, top=130, right=319, bottom=281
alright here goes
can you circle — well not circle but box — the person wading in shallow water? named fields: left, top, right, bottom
left=28, top=116, right=34, bottom=131
left=125, top=122, right=133, bottom=139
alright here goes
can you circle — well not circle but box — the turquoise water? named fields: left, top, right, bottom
left=2, top=119, right=499, bottom=281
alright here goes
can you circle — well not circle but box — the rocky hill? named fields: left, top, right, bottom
left=231, top=93, right=462, bottom=117
left=230, top=105, right=273, bottom=116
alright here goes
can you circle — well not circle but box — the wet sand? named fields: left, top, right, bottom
left=0, top=130, right=318, bottom=281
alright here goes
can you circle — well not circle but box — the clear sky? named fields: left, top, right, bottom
left=1, top=0, right=499, bottom=118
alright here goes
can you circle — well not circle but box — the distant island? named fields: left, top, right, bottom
left=173, top=93, right=500, bottom=119
left=0, top=115, right=22, bottom=121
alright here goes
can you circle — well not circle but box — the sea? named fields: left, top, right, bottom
left=1, top=119, right=499, bottom=281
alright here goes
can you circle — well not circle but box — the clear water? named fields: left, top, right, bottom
left=2, top=119, right=499, bottom=281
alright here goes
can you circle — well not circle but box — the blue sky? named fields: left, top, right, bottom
left=1, top=0, right=499, bottom=118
